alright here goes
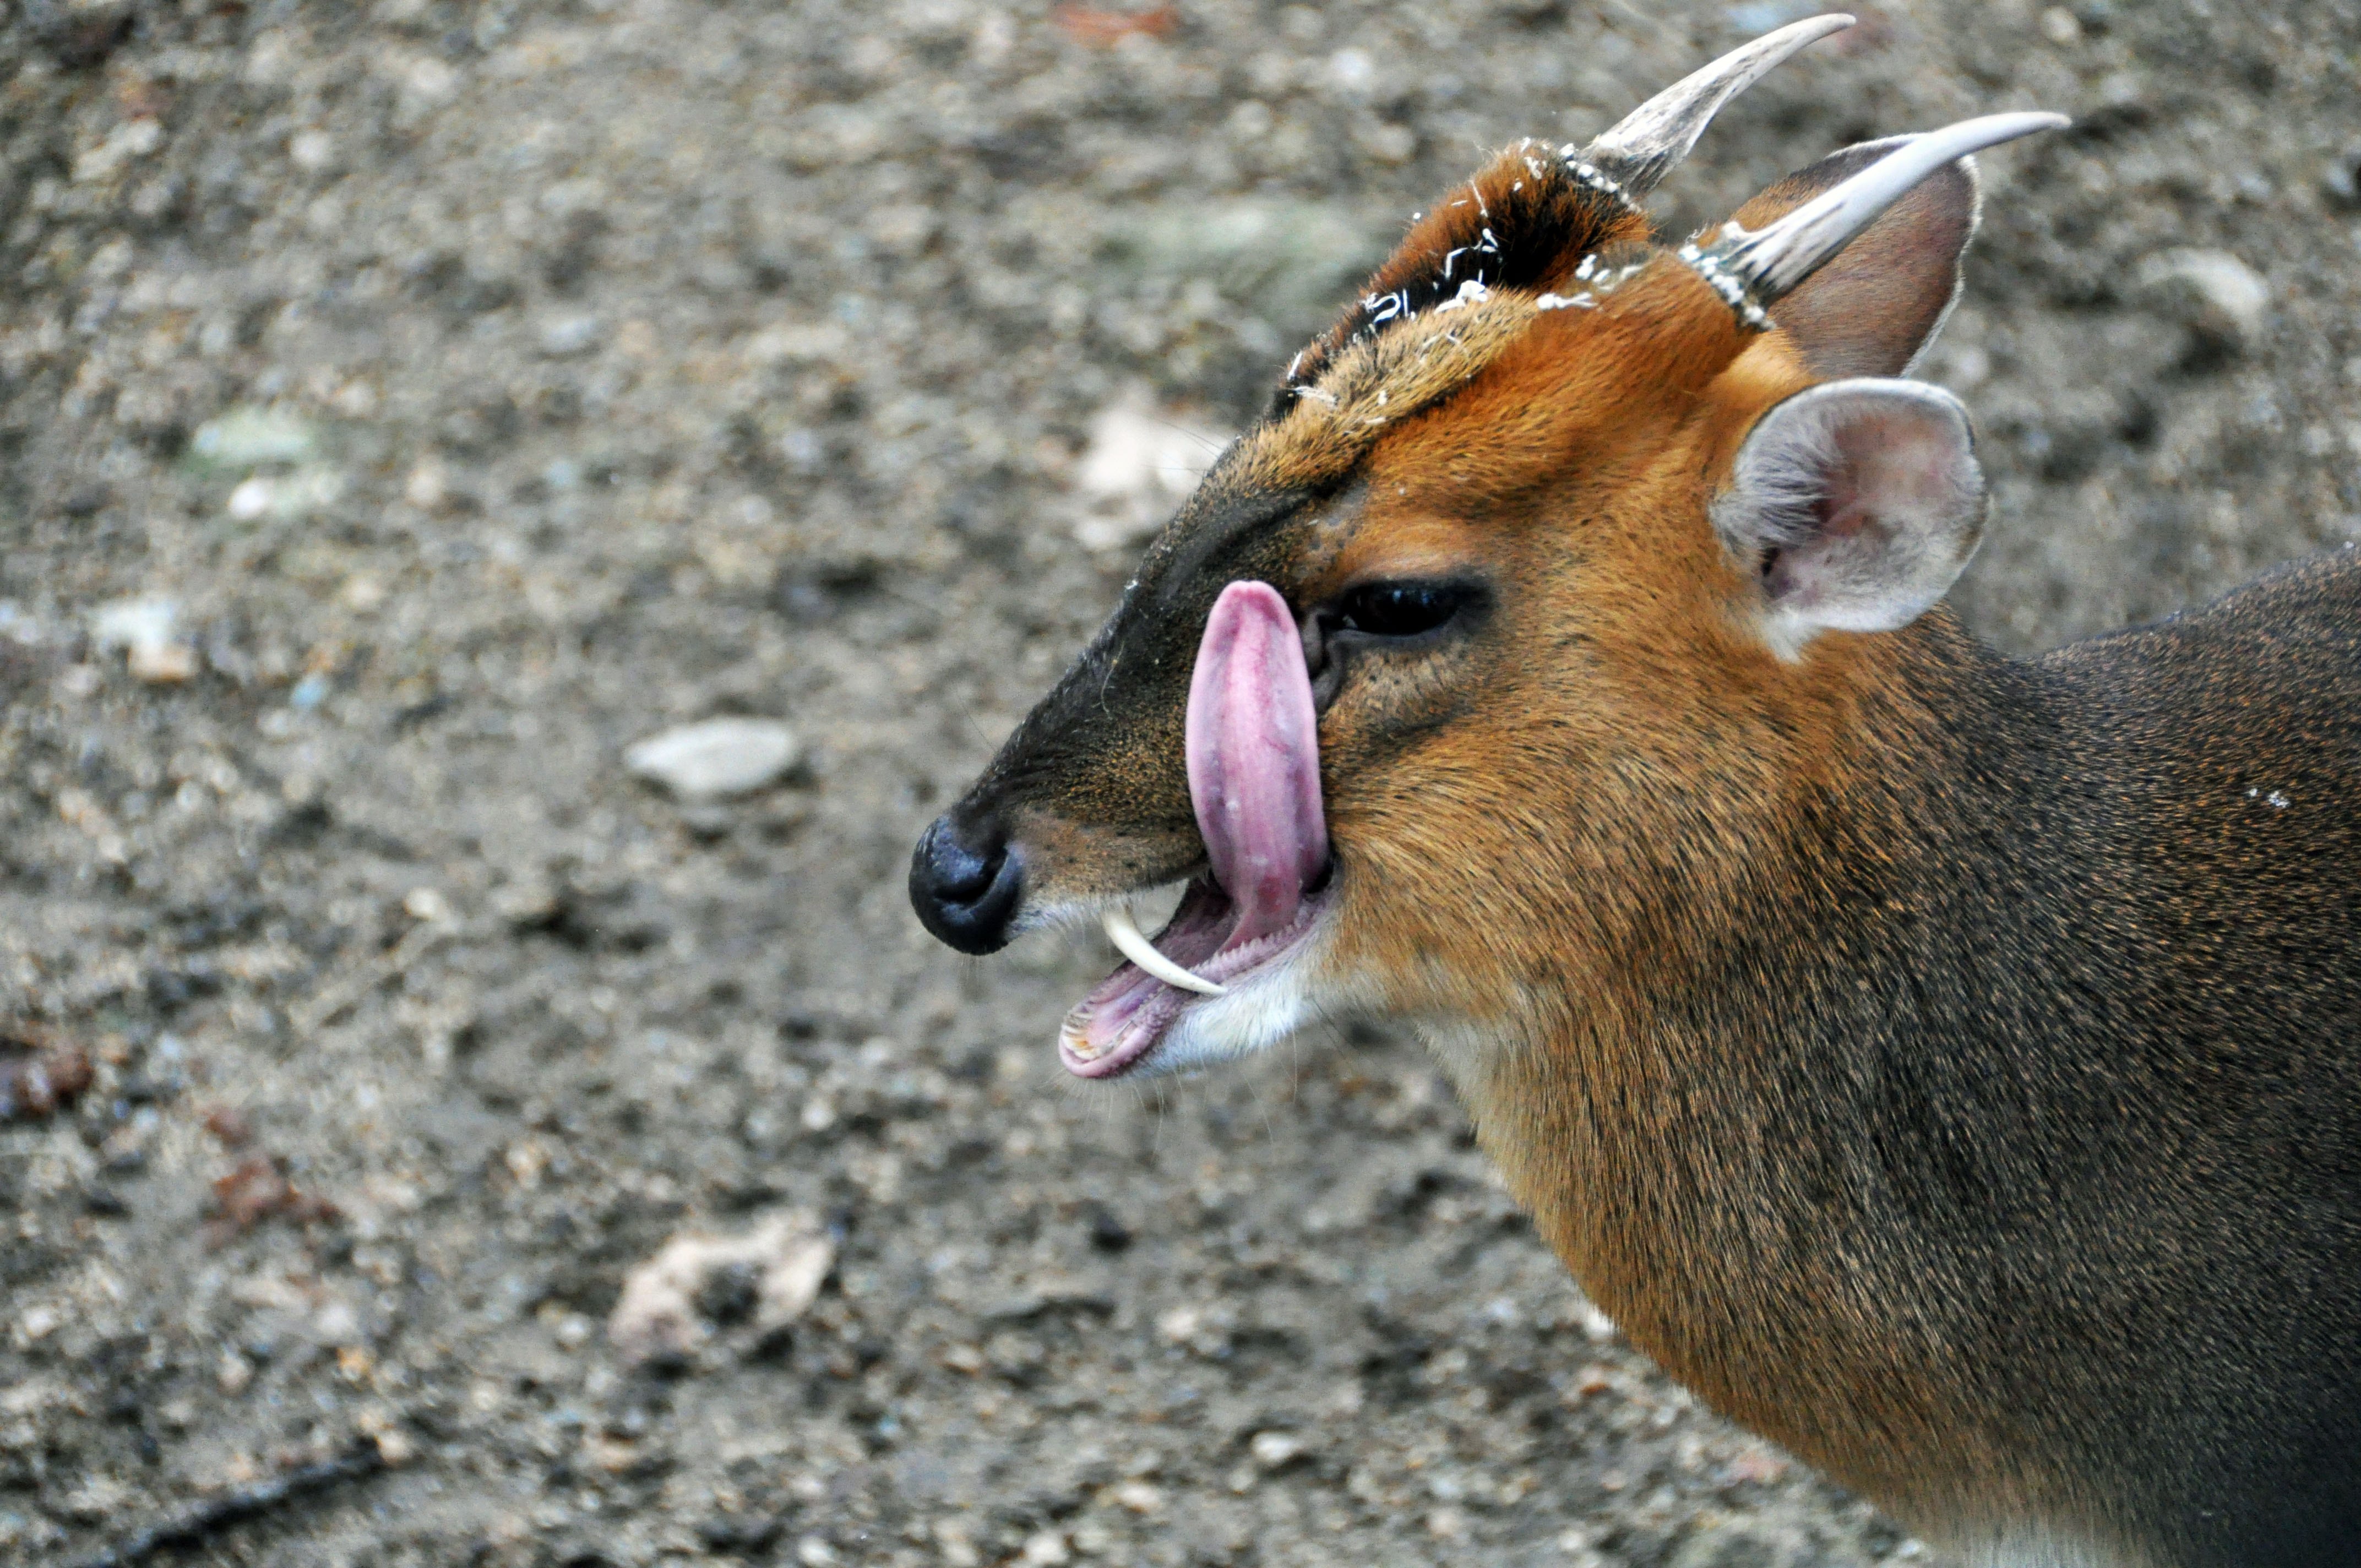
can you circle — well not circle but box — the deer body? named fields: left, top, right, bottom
left=910, top=18, right=2361, bottom=1562
left=1462, top=562, right=2361, bottom=1564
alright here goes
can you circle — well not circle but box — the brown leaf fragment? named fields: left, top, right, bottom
left=0, top=1026, right=93, bottom=1122
left=203, top=1104, right=255, bottom=1147
left=1052, top=3, right=1177, bottom=46
left=208, top=1155, right=341, bottom=1239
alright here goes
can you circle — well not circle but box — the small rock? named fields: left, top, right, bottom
left=312, top=1299, right=363, bottom=1346
left=2322, top=142, right=2361, bottom=210
left=540, top=314, right=604, bottom=357
left=0, top=1029, right=93, bottom=1121
left=1020, top=1531, right=1071, bottom=1566
left=402, top=886, right=451, bottom=922
left=90, top=596, right=198, bottom=684
left=289, top=129, right=335, bottom=171
left=16, top=1305, right=60, bottom=1343
left=607, top=1208, right=834, bottom=1365
left=1248, top=1430, right=1312, bottom=1470
left=1071, top=393, right=1232, bottom=552
left=202, top=1104, right=253, bottom=1147
left=624, top=718, right=801, bottom=801
left=221, top=466, right=346, bottom=523
left=2135, top=248, right=2269, bottom=357
left=227, top=477, right=273, bottom=520
left=189, top=406, right=318, bottom=472
left=208, top=1153, right=338, bottom=1235
left=55, top=1479, right=130, bottom=1525
left=403, top=459, right=449, bottom=510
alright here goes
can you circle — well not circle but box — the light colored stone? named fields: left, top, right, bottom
left=1072, top=393, right=1232, bottom=551
left=624, top=718, right=800, bottom=800
left=1249, top=1429, right=1312, bottom=1469
left=607, top=1208, right=834, bottom=1364
left=190, top=406, right=318, bottom=472
left=1021, top=1531, right=1071, bottom=1565
left=90, top=597, right=198, bottom=683
left=2136, top=248, right=2270, bottom=354
left=540, top=314, right=604, bottom=357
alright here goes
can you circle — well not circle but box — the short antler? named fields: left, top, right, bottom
left=1576, top=14, right=1856, bottom=203
left=1682, top=112, right=2068, bottom=326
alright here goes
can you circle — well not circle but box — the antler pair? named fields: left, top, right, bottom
left=1571, top=13, right=2064, bottom=323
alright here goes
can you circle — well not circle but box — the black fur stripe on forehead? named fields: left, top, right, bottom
left=1270, top=138, right=1653, bottom=419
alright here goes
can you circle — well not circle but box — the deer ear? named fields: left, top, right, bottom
left=1716, top=137, right=1980, bottom=377
left=1713, top=379, right=1987, bottom=656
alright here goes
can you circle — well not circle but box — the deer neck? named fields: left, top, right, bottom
left=1433, top=608, right=2078, bottom=1517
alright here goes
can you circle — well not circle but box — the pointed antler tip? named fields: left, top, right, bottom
left=1578, top=11, right=1857, bottom=204
left=1706, top=110, right=2070, bottom=310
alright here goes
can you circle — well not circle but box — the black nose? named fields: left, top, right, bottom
left=910, top=813, right=1022, bottom=955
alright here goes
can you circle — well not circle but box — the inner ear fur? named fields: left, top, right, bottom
left=1712, top=378, right=1988, bottom=655
left=1713, top=137, right=1980, bottom=378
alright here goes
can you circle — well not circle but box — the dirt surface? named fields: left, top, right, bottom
left=1, top=2, right=2358, bottom=1565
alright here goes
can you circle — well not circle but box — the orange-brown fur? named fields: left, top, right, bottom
left=921, top=125, right=2361, bottom=1566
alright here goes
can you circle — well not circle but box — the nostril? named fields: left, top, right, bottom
left=931, top=827, right=1002, bottom=904
left=910, top=815, right=1023, bottom=955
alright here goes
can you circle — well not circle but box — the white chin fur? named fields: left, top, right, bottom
left=1114, top=926, right=1384, bottom=1079
left=1135, top=971, right=1320, bottom=1077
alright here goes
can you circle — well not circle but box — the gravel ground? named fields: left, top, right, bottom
left=1, top=2, right=2358, bottom=1565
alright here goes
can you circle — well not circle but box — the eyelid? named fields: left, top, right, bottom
left=1335, top=581, right=1478, bottom=637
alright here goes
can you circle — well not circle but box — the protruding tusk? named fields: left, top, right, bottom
left=1579, top=13, right=1855, bottom=202
left=1699, top=112, right=2069, bottom=310
left=1103, top=904, right=1227, bottom=997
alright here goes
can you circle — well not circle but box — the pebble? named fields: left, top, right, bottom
left=607, top=1209, right=834, bottom=1365
left=1072, top=395, right=1232, bottom=552
left=1248, top=1430, right=1312, bottom=1469
left=90, top=596, right=198, bottom=683
left=539, top=314, right=604, bottom=357
left=1020, top=1532, right=1071, bottom=1566
left=0, top=1031, right=93, bottom=1121
left=2322, top=142, right=2361, bottom=209
left=189, top=406, right=318, bottom=472
left=402, top=886, right=452, bottom=922
left=624, top=718, right=800, bottom=801
left=2135, top=248, right=2270, bottom=356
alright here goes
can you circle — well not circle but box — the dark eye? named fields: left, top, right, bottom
left=1334, top=581, right=1472, bottom=639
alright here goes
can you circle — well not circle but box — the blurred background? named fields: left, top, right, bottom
left=1, top=1, right=2357, bottom=1564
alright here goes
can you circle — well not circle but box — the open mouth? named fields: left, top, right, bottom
left=1060, top=578, right=1331, bottom=1080
left=1059, top=870, right=1332, bottom=1079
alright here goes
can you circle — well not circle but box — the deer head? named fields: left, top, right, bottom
left=912, top=16, right=2063, bottom=1090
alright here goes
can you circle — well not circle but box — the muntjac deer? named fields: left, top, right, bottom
left=910, top=17, right=2361, bottom=1565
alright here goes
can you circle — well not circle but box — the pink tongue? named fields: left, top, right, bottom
left=1186, top=581, right=1328, bottom=948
